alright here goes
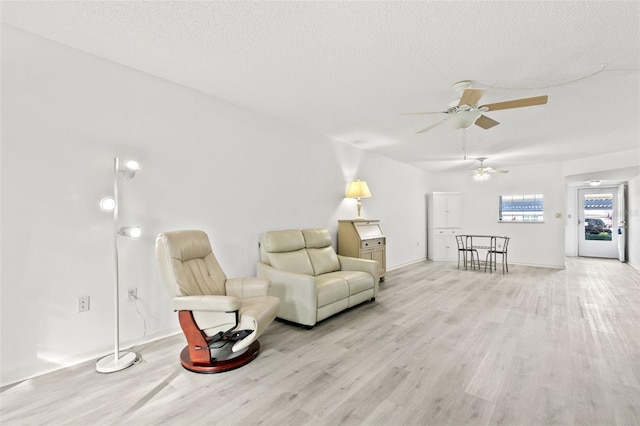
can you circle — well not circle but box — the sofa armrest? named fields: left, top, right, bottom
left=256, top=262, right=318, bottom=327
left=225, top=277, right=271, bottom=299
left=337, top=255, right=380, bottom=295
left=172, top=295, right=241, bottom=312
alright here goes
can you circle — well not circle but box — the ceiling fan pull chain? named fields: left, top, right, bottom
left=462, top=128, right=467, bottom=160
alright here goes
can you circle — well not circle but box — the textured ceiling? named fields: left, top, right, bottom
left=2, top=1, right=639, bottom=175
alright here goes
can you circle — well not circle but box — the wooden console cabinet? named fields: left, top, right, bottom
left=338, top=219, right=386, bottom=281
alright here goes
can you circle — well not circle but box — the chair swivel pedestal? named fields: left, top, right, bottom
left=177, top=311, right=259, bottom=373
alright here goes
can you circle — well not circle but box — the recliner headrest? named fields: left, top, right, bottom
left=261, top=230, right=305, bottom=253
left=302, top=229, right=332, bottom=248
left=159, top=230, right=212, bottom=261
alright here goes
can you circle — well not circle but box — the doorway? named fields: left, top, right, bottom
left=577, top=187, right=619, bottom=258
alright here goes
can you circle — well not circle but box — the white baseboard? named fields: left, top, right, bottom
left=387, top=257, right=427, bottom=271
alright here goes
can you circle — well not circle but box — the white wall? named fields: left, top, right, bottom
left=565, top=185, right=578, bottom=256
left=0, top=26, right=431, bottom=385
left=429, top=162, right=567, bottom=268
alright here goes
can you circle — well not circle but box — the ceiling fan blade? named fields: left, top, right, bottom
left=490, top=169, right=509, bottom=174
left=399, top=111, right=446, bottom=116
left=474, top=115, right=500, bottom=129
left=458, top=88, right=486, bottom=107
left=416, top=118, right=448, bottom=134
left=481, top=95, right=548, bottom=112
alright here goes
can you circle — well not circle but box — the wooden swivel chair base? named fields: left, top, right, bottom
left=178, top=311, right=259, bottom=373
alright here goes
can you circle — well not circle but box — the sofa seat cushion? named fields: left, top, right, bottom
left=315, top=275, right=349, bottom=307
left=323, top=270, right=373, bottom=295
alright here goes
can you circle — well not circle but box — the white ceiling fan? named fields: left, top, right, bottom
left=472, top=157, right=509, bottom=181
left=401, top=80, right=548, bottom=134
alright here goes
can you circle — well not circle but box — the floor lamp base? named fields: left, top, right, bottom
left=96, top=351, right=138, bottom=373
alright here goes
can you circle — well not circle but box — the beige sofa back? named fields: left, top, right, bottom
left=259, top=229, right=341, bottom=276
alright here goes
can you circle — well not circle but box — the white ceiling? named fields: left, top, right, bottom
left=2, top=1, right=639, bottom=175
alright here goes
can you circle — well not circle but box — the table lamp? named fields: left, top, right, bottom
left=345, top=178, right=372, bottom=219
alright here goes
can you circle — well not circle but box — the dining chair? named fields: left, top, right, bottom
left=456, top=235, right=478, bottom=270
left=485, top=236, right=510, bottom=274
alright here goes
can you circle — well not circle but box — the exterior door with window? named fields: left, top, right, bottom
left=577, top=188, right=618, bottom=258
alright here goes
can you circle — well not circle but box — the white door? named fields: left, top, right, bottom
left=618, top=184, right=626, bottom=262
left=577, top=187, right=618, bottom=258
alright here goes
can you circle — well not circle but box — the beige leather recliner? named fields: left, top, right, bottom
left=257, top=229, right=379, bottom=328
left=156, top=230, right=280, bottom=373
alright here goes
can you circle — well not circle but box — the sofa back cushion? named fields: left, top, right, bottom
left=260, top=230, right=314, bottom=276
left=303, top=229, right=341, bottom=276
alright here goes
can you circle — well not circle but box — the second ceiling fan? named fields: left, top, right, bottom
left=402, top=80, right=548, bottom=134
left=472, top=157, right=509, bottom=181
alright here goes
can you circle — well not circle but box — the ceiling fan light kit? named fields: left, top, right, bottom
left=474, top=172, right=490, bottom=181
left=449, top=110, right=481, bottom=130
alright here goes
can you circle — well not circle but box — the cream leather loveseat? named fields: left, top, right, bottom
left=257, top=229, right=379, bottom=328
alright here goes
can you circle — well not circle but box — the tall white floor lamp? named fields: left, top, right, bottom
left=96, top=157, right=142, bottom=373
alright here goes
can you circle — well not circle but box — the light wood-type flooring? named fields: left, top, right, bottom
left=2, top=257, right=640, bottom=425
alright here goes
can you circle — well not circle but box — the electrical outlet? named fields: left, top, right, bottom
left=78, top=296, right=90, bottom=312
left=128, top=288, right=137, bottom=300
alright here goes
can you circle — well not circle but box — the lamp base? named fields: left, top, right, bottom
left=96, top=351, right=138, bottom=373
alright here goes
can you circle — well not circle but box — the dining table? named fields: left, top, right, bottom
left=461, top=235, right=498, bottom=272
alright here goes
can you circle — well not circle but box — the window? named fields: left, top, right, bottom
left=499, top=194, right=544, bottom=222
left=584, top=193, right=613, bottom=241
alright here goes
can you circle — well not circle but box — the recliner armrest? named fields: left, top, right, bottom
left=337, top=255, right=378, bottom=276
left=225, top=277, right=271, bottom=299
left=172, top=295, right=241, bottom=312
left=337, top=255, right=380, bottom=294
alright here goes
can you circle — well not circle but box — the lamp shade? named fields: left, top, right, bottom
left=345, top=179, right=372, bottom=199
left=119, top=225, right=142, bottom=240
left=120, top=159, right=142, bottom=179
